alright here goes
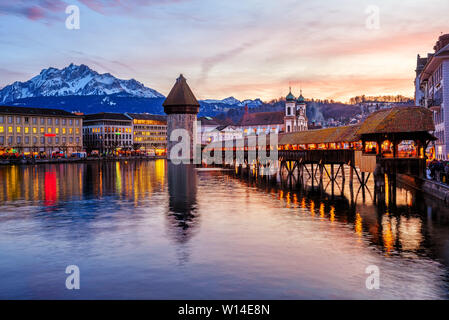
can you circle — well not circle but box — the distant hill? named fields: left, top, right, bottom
left=216, top=99, right=361, bottom=125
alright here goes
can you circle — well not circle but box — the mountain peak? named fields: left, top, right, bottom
left=0, top=63, right=164, bottom=103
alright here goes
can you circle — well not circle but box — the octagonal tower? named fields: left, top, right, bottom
left=163, top=75, right=200, bottom=160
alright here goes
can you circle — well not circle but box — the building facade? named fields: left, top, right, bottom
left=417, top=33, right=449, bottom=160
left=0, top=106, right=82, bottom=156
left=83, top=113, right=133, bottom=154
left=284, top=89, right=308, bottom=133
left=239, top=105, right=285, bottom=135
left=126, top=113, right=167, bottom=154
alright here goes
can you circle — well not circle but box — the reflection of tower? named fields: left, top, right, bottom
left=167, top=162, right=199, bottom=244
left=163, top=75, right=200, bottom=161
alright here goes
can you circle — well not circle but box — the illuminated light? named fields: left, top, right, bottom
left=44, top=172, right=57, bottom=207
left=330, top=206, right=335, bottom=222
left=301, top=197, right=306, bottom=208
left=45, top=134, right=56, bottom=137
left=310, top=200, right=315, bottom=216
left=355, top=213, right=363, bottom=236
left=382, top=215, right=396, bottom=255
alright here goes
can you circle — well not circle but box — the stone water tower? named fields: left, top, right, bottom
left=163, top=75, right=200, bottom=161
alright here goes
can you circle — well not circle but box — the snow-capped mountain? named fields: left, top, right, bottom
left=201, top=96, right=263, bottom=108
left=0, top=64, right=266, bottom=118
left=0, top=63, right=164, bottom=104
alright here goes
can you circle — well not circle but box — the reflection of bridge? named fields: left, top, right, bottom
left=207, top=107, right=435, bottom=195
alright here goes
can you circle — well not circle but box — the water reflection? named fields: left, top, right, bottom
left=167, top=162, right=199, bottom=244
left=241, top=164, right=449, bottom=263
left=0, top=160, right=449, bottom=299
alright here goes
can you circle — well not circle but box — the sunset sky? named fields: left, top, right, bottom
left=0, top=0, right=448, bottom=102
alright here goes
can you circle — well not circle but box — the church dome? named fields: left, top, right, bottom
left=297, top=91, right=305, bottom=104
left=286, top=88, right=296, bottom=102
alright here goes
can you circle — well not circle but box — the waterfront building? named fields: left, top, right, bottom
left=284, top=88, right=308, bottom=133
left=198, top=117, right=242, bottom=145
left=0, top=106, right=83, bottom=156
left=83, top=112, right=133, bottom=154
left=238, top=104, right=285, bottom=135
left=125, top=113, right=167, bottom=155
left=417, top=33, right=449, bottom=160
left=163, top=75, right=200, bottom=159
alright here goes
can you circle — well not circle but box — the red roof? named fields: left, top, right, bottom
left=239, top=111, right=284, bottom=126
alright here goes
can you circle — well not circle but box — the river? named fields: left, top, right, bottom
left=0, top=160, right=448, bottom=299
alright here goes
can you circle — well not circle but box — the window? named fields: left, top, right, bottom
left=0, top=136, right=4, bottom=144
left=33, top=127, right=37, bottom=134
left=76, top=119, right=80, bottom=125
left=76, top=137, right=80, bottom=143
left=0, top=126, right=3, bottom=133
left=48, top=137, right=52, bottom=144
left=0, top=116, right=3, bottom=123
left=69, top=128, right=73, bottom=134
left=62, top=137, right=66, bottom=143
left=16, top=117, right=21, bottom=124
left=24, top=117, right=29, bottom=124
left=62, top=128, right=66, bottom=134
left=8, top=126, right=13, bottom=133
left=40, top=137, right=45, bottom=144
left=69, top=119, right=73, bottom=126
left=62, top=119, right=66, bottom=125
left=75, top=128, right=79, bottom=134
left=33, top=137, right=37, bottom=144
left=47, top=118, right=52, bottom=125
left=55, top=137, right=59, bottom=144
left=16, top=127, right=21, bottom=133
left=40, top=118, right=45, bottom=125
left=17, top=136, right=21, bottom=143
left=40, top=127, right=45, bottom=133
left=32, top=118, right=37, bottom=125
left=47, top=127, right=52, bottom=134
left=25, top=136, right=29, bottom=144
left=8, top=117, right=13, bottom=124
left=55, top=119, right=59, bottom=125
left=8, top=136, right=12, bottom=144
left=55, top=128, right=59, bottom=134
left=25, top=127, right=29, bottom=134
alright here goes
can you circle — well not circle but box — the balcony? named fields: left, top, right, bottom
left=428, top=98, right=442, bottom=111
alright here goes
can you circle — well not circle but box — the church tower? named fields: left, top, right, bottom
left=284, top=88, right=296, bottom=133
left=296, top=90, right=308, bottom=131
left=163, top=74, right=200, bottom=160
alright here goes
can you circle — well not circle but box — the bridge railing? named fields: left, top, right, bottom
left=278, top=149, right=355, bottom=164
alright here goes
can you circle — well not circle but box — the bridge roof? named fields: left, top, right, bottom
left=279, top=125, right=360, bottom=145
left=357, top=106, right=434, bottom=135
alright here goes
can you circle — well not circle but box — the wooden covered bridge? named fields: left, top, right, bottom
left=206, top=106, right=435, bottom=189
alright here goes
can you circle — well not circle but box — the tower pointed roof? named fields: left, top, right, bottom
left=286, top=87, right=296, bottom=102
left=297, top=89, right=305, bottom=104
left=163, top=74, right=200, bottom=114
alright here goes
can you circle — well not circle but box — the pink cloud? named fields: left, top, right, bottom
left=0, top=0, right=67, bottom=21
left=25, top=6, right=45, bottom=21
left=78, top=0, right=188, bottom=14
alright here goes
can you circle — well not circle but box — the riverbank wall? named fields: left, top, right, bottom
left=398, top=174, right=449, bottom=204
left=0, top=156, right=166, bottom=166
